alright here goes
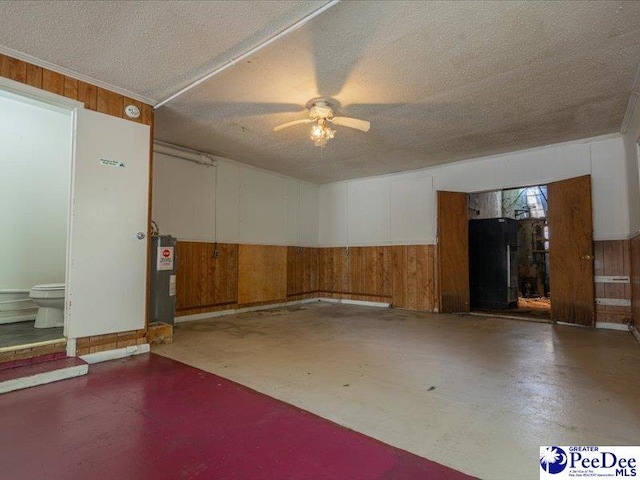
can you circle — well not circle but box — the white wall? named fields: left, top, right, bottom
left=155, top=133, right=629, bottom=248
left=623, top=98, right=640, bottom=235
left=319, top=134, right=630, bottom=246
left=0, top=94, right=71, bottom=289
left=153, top=153, right=216, bottom=242
left=590, top=138, right=628, bottom=239
left=319, top=174, right=435, bottom=246
left=153, top=151, right=319, bottom=246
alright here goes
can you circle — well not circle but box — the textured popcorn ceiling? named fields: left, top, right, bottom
left=1, top=1, right=640, bottom=183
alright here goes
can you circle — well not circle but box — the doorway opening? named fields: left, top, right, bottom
left=468, top=185, right=550, bottom=320
left=0, top=87, right=73, bottom=352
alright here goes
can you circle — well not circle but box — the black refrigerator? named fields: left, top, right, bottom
left=469, top=218, right=518, bottom=310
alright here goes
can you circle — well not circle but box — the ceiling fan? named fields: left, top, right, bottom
left=273, top=98, right=370, bottom=147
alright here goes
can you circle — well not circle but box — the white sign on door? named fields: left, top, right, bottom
left=157, top=246, right=174, bottom=271
left=99, top=158, right=125, bottom=168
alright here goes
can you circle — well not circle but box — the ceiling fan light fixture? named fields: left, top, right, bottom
left=310, top=121, right=335, bottom=147
left=274, top=97, right=368, bottom=147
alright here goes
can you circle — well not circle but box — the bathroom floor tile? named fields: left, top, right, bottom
left=0, top=321, right=64, bottom=348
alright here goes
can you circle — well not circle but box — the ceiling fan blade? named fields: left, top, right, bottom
left=273, top=118, right=314, bottom=132
left=329, top=116, right=370, bottom=132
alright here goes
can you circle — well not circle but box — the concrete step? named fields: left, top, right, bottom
left=0, top=357, right=88, bottom=394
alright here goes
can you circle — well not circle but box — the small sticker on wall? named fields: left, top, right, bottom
left=157, top=247, right=174, bottom=271
left=169, top=275, right=176, bottom=297
left=99, top=158, right=125, bottom=168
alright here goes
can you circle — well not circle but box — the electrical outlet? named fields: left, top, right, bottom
left=214, top=250, right=220, bottom=258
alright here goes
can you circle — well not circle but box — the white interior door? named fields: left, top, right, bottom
left=66, top=108, right=150, bottom=338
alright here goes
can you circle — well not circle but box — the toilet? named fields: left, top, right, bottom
left=30, top=283, right=65, bottom=328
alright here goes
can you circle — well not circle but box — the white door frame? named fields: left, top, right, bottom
left=0, top=77, right=82, bottom=354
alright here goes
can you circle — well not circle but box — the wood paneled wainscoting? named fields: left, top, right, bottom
left=391, top=245, right=437, bottom=311
left=175, top=239, right=639, bottom=330
left=75, top=330, right=147, bottom=356
left=318, top=247, right=393, bottom=303
left=593, top=240, right=632, bottom=328
left=318, top=245, right=436, bottom=310
left=175, top=243, right=438, bottom=318
left=175, top=242, right=238, bottom=316
left=630, top=234, right=640, bottom=334
left=287, top=247, right=319, bottom=301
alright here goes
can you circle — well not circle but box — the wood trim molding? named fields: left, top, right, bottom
left=0, top=53, right=153, bottom=125
left=0, top=46, right=156, bottom=105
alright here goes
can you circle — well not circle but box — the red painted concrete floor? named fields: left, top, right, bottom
left=0, top=353, right=475, bottom=480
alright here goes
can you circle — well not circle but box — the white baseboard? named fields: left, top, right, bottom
left=0, top=364, right=88, bottom=395
left=595, top=322, right=632, bottom=331
left=175, top=297, right=393, bottom=324
left=469, top=311, right=550, bottom=323
left=79, top=344, right=150, bottom=365
left=175, top=298, right=321, bottom=324
left=317, top=297, right=390, bottom=308
left=632, top=326, right=640, bottom=344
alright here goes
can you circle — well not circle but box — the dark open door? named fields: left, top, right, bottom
left=547, top=175, right=595, bottom=326
left=437, top=191, right=470, bottom=313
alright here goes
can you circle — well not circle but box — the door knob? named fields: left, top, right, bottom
left=581, top=254, right=593, bottom=261
left=136, top=232, right=146, bottom=240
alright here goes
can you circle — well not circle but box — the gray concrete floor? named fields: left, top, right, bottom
left=154, top=302, right=640, bottom=480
